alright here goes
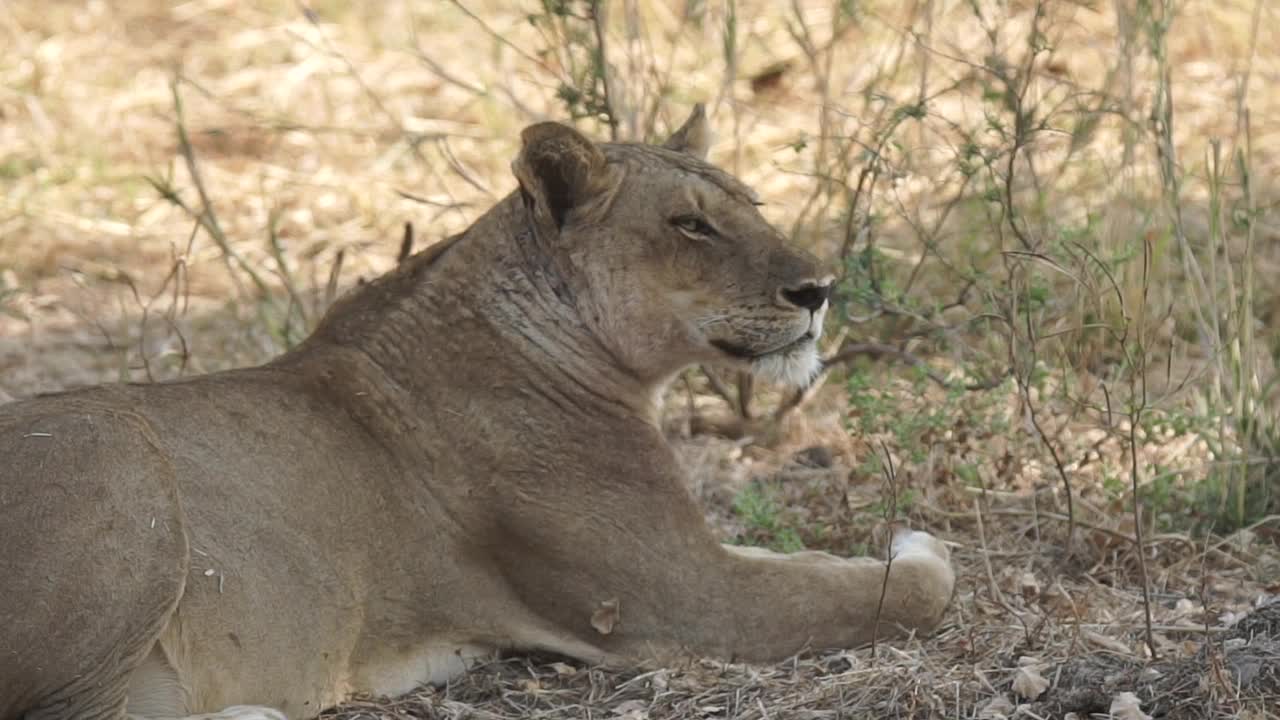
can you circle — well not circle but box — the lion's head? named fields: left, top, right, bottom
left=511, top=106, right=833, bottom=388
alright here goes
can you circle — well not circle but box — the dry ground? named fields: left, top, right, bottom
left=2, top=1, right=1278, bottom=718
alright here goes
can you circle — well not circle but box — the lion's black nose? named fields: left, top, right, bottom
left=780, top=280, right=833, bottom=312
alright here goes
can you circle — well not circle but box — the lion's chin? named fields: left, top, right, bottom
left=750, top=340, right=822, bottom=388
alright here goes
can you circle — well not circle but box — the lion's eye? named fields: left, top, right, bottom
left=671, top=215, right=716, bottom=238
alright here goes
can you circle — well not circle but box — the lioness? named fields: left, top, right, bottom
left=0, top=106, right=954, bottom=720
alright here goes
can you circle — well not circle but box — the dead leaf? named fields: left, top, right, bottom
left=1172, top=598, right=1197, bottom=618
left=650, top=669, right=669, bottom=691
left=749, top=61, right=792, bottom=96
left=1149, top=632, right=1178, bottom=658
left=1040, top=581, right=1076, bottom=617
left=592, top=598, right=620, bottom=635
left=1109, top=691, right=1151, bottom=720
left=1012, top=658, right=1050, bottom=701
left=1019, top=572, right=1041, bottom=602
left=611, top=699, right=649, bottom=719
left=1084, top=629, right=1133, bottom=655
left=977, top=693, right=1015, bottom=719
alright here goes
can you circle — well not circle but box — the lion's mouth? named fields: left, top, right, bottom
left=712, top=332, right=815, bottom=361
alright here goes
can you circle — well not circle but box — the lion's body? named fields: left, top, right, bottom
left=0, top=110, right=954, bottom=719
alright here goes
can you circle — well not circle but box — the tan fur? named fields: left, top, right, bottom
left=0, top=107, right=954, bottom=720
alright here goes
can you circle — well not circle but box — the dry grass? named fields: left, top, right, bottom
left=2, top=0, right=1279, bottom=717
left=317, top=604, right=1280, bottom=719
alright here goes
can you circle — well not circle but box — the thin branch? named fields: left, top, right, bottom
left=1128, top=225, right=1158, bottom=659
left=871, top=440, right=899, bottom=655
left=447, top=0, right=558, bottom=74
left=822, top=342, right=1009, bottom=392
left=589, top=1, right=619, bottom=140
left=699, top=365, right=739, bottom=411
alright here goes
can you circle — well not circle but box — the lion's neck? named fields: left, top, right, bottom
left=299, top=195, right=661, bottom=424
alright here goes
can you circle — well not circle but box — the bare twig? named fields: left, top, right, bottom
left=589, top=1, right=619, bottom=140
left=151, top=78, right=272, bottom=302
left=1127, top=217, right=1158, bottom=660
left=823, top=342, right=1009, bottom=393
left=699, top=365, right=738, bottom=410
left=871, top=440, right=899, bottom=655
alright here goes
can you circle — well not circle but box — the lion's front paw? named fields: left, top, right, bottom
left=197, top=706, right=288, bottom=720
left=889, top=527, right=950, bottom=564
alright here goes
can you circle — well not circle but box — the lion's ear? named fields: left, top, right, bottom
left=512, top=122, right=609, bottom=230
left=662, top=103, right=712, bottom=160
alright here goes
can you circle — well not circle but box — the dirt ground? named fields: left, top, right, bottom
left=2, top=1, right=1278, bottom=718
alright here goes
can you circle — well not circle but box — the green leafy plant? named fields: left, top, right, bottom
left=731, top=482, right=806, bottom=553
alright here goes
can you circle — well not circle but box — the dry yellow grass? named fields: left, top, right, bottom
left=1, top=1, right=1278, bottom=717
